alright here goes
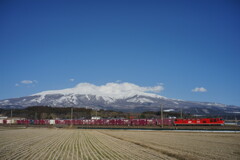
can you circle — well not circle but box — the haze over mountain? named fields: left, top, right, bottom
left=0, top=82, right=239, bottom=116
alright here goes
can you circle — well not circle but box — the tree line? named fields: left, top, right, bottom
left=0, top=106, right=198, bottom=119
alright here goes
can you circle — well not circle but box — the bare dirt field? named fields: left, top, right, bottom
left=0, top=127, right=239, bottom=160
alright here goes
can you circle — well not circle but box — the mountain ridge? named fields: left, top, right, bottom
left=0, top=82, right=240, bottom=116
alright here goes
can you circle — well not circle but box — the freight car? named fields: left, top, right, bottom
left=174, top=118, right=224, bottom=126
left=14, top=118, right=175, bottom=126
left=54, top=118, right=174, bottom=126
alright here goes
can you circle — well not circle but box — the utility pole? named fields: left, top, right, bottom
left=10, top=109, right=12, bottom=125
left=161, top=104, right=163, bottom=128
left=180, top=107, right=183, bottom=119
left=35, top=112, right=37, bottom=120
left=235, top=115, right=237, bottom=125
left=70, top=107, right=73, bottom=127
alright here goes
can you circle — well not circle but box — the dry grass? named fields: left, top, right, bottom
left=99, top=130, right=240, bottom=160
left=0, top=128, right=239, bottom=160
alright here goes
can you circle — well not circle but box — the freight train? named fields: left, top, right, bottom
left=2, top=118, right=224, bottom=126
left=14, top=119, right=173, bottom=126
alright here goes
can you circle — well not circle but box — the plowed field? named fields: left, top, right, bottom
left=0, top=128, right=239, bottom=160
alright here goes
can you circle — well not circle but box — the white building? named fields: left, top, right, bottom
left=91, top=116, right=101, bottom=120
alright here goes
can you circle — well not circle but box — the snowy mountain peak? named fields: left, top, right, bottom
left=33, top=82, right=165, bottom=100
left=1, top=82, right=240, bottom=115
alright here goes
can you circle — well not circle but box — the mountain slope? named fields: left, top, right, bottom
left=0, top=82, right=239, bottom=116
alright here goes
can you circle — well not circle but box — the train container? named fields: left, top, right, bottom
left=70, top=120, right=75, bottom=125
left=130, top=119, right=138, bottom=126
left=71, top=120, right=77, bottom=125
left=55, top=120, right=65, bottom=125
left=146, top=119, right=157, bottom=125
left=41, top=120, right=50, bottom=125
left=140, top=119, right=148, bottom=126
left=77, top=120, right=84, bottom=125
left=16, top=120, right=21, bottom=125
left=83, top=119, right=94, bottom=125
left=123, top=119, right=130, bottom=125
left=72, top=120, right=77, bottom=125
left=89, top=119, right=95, bottom=125
left=116, top=119, right=129, bottom=125
left=29, top=120, right=34, bottom=125
left=34, top=120, right=39, bottom=125
left=16, top=120, right=24, bottom=125
left=6, top=120, right=12, bottom=124
left=94, top=119, right=105, bottom=125
left=104, top=119, right=110, bottom=125
left=90, top=120, right=96, bottom=125
left=12, top=119, right=18, bottom=124
left=100, top=119, right=106, bottom=125
left=108, top=119, right=117, bottom=125
left=39, top=120, right=44, bottom=125
left=130, top=119, right=148, bottom=126
left=115, top=119, right=123, bottom=125
left=50, top=120, right=55, bottom=125
left=157, top=119, right=174, bottom=126
left=74, top=120, right=83, bottom=125
left=25, top=120, right=30, bottom=125
left=3, top=120, right=7, bottom=124
left=18, top=120, right=30, bottom=125
left=64, top=120, right=71, bottom=125
left=85, top=120, right=92, bottom=125
left=84, top=120, right=89, bottom=125
left=82, top=120, right=88, bottom=125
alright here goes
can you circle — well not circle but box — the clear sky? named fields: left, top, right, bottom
left=0, top=0, right=240, bottom=106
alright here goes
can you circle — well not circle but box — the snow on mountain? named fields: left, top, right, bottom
left=33, top=82, right=166, bottom=102
left=127, top=96, right=154, bottom=103
left=0, top=82, right=240, bottom=115
left=205, top=102, right=227, bottom=107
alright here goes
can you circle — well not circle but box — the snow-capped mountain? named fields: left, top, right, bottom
left=0, top=82, right=239, bottom=115
left=32, top=82, right=165, bottom=101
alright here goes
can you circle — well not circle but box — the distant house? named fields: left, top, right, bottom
left=0, top=116, right=8, bottom=119
left=91, top=116, right=101, bottom=120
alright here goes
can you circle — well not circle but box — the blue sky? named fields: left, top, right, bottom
left=0, top=0, right=240, bottom=105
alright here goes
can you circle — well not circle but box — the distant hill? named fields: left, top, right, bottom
left=0, top=83, right=240, bottom=118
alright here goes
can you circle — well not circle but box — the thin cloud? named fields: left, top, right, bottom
left=69, top=78, right=75, bottom=82
left=192, top=87, right=207, bottom=92
left=16, top=80, right=38, bottom=87
left=21, top=80, right=33, bottom=84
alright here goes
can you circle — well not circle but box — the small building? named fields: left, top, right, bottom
left=0, top=116, right=8, bottom=120
left=91, top=116, right=101, bottom=120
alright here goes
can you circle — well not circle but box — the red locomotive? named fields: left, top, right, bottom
left=174, top=118, right=224, bottom=126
